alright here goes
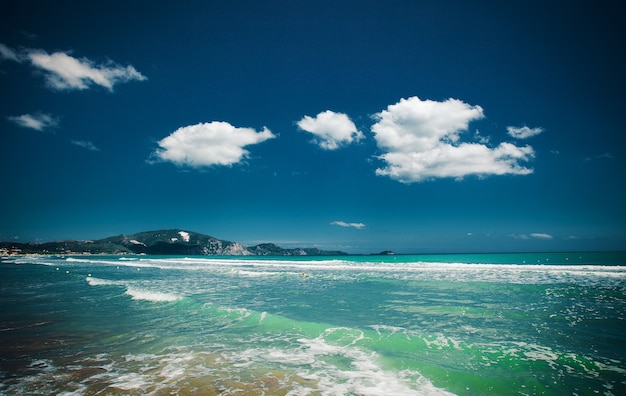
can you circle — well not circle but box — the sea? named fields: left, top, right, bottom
left=1, top=252, right=625, bottom=395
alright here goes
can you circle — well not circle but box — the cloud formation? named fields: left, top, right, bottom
left=331, top=221, right=366, bottom=229
left=27, top=50, right=146, bottom=91
left=531, top=233, right=553, bottom=239
left=0, top=43, right=20, bottom=62
left=507, top=126, right=544, bottom=139
left=372, top=96, right=535, bottom=183
left=7, top=113, right=58, bottom=131
left=512, top=233, right=554, bottom=240
left=153, top=121, right=276, bottom=167
left=585, top=153, right=613, bottom=161
left=0, top=43, right=146, bottom=91
left=71, top=140, right=100, bottom=151
left=297, top=110, right=363, bottom=150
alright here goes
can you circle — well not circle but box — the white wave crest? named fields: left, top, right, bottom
left=125, top=287, right=181, bottom=302
left=86, top=276, right=181, bottom=302
left=69, top=255, right=626, bottom=287
left=85, top=276, right=119, bottom=286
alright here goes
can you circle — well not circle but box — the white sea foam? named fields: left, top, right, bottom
left=85, top=276, right=118, bottom=286
left=9, top=255, right=61, bottom=266
left=1, top=359, right=60, bottom=395
left=66, top=257, right=100, bottom=264
left=235, top=269, right=279, bottom=277
left=85, top=276, right=182, bottom=302
left=11, top=345, right=440, bottom=395
left=125, top=286, right=181, bottom=302
left=115, top=256, right=626, bottom=278
left=370, top=324, right=410, bottom=338
left=422, top=333, right=463, bottom=351
left=57, top=386, right=88, bottom=396
left=55, top=255, right=626, bottom=287
left=224, top=328, right=456, bottom=396
left=107, top=372, right=149, bottom=390
left=521, top=343, right=559, bottom=363
left=477, top=340, right=595, bottom=375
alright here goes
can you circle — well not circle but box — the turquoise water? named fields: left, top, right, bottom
left=1, top=252, right=625, bottom=395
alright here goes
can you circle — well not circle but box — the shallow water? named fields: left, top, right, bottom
left=1, top=253, right=625, bottom=395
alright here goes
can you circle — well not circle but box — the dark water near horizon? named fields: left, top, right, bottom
left=1, top=252, right=625, bottom=395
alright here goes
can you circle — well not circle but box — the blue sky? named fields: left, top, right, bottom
left=1, top=0, right=624, bottom=253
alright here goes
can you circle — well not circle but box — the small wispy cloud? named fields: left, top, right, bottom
left=331, top=221, right=366, bottom=229
left=0, top=42, right=146, bottom=91
left=7, top=112, right=59, bottom=131
left=71, top=140, right=100, bottom=151
left=585, top=153, right=614, bottom=161
left=0, top=43, right=20, bottom=62
left=530, top=233, right=553, bottom=239
left=297, top=110, right=363, bottom=150
left=511, top=233, right=554, bottom=240
left=473, top=130, right=490, bottom=144
left=152, top=121, right=275, bottom=167
left=507, top=126, right=544, bottom=139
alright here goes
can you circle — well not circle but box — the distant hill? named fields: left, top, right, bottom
left=0, top=229, right=348, bottom=256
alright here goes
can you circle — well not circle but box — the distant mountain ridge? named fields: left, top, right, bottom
left=0, top=229, right=348, bottom=256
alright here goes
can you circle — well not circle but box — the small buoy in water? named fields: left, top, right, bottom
left=87, top=273, right=91, bottom=277
left=56, top=267, right=59, bottom=271
left=66, top=270, right=70, bottom=274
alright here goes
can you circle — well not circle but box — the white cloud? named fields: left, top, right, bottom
left=71, top=140, right=100, bottom=151
left=297, top=110, right=363, bottom=150
left=0, top=43, right=146, bottom=91
left=331, top=221, right=366, bottom=229
left=530, top=233, right=553, bottom=239
left=507, top=126, right=544, bottom=139
left=7, top=113, right=58, bottom=131
left=27, top=50, right=146, bottom=91
left=473, top=129, right=490, bottom=144
left=153, top=121, right=276, bottom=167
left=372, top=96, right=535, bottom=183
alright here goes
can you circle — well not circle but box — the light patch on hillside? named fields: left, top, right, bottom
left=178, top=231, right=190, bottom=242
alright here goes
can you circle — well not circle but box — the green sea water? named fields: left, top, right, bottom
left=1, top=252, right=625, bottom=395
